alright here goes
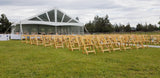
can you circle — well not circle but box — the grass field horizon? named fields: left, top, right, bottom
left=0, top=40, right=160, bottom=78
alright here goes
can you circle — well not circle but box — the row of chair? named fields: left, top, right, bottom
left=21, top=34, right=160, bottom=55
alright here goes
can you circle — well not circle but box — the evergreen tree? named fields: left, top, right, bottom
left=114, top=24, right=120, bottom=32
left=85, top=21, right=95, bottom=33
left=86, top=15, right=114, bottom=33
left=153, top=25, right=158, bottom=31
left=119, top=24, right=125, bottom=32
left=158, top=21, right=160, bottom=26
left=136, top=23, right=143, bottom=31
left=143, top=24, right=148, bottom=32
left=104, top=15, right=114, bottom=32
left=0, top=14, right=11, bottom=33
left=158, top=21, right=160, bottom=30
left=148, top=24, right=154, bottom=31
left=125, top=24, right=131, bottom=32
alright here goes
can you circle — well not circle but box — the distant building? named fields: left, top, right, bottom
left=11, top=8, right=84, bottom=35
left=131, top=27, right=136, bottom=32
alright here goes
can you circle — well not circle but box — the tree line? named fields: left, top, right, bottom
left=0, top=13, right=160, bottom=34
left=85, top=15, right=160, bottom=33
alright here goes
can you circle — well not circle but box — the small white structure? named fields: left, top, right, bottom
left=11, top=8, right=84, bottom=37
left=0, top=34, right=10, bottom=41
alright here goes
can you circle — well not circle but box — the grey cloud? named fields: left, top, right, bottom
left=0, top=0, right=51, bottom=6
left=0, top=0, right=160, bottom=27
left=0, top=0, right=124, bottom=9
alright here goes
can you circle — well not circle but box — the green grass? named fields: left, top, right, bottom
left=0, top=40, right=160, bottom=78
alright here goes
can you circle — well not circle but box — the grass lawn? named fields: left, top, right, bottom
left=0, top=40, right=160, bottom=78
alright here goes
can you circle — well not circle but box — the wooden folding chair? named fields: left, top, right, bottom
left=131, top=35, right=144, bottom=49
left=42, top=35, right=53, bottom=47
left=24, top=35, right=30, bottom=44
left=21, top=35, right=26, bottom=43
left=53, top=35, right=64, bottom=49
left=62, top=35, right=70, bottom=48
left=29, top=35, right=36, bottom=45
left=158, top=35, right=160, bottom=45
left=95, top=35, right=111, bottom=53
left=109, top=35, right=121, bottom=51
left=151, top=35, right=159, bottom=45
left=80, top=36, right=96, bottom=55
left=122, top=35, right=133, bottom=49
left=68, top=36, right=80, bottom=51
left=117, top=35, right=131, bottom=50
left=34, top=35, right=43, bottom=46
left=142, top=35, right=150, bottom=45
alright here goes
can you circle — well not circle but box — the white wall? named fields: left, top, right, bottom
left=11, top=34, right=21, bottom=40
left=0, top=34, right=10, bottom=41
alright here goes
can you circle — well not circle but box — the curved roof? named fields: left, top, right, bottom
left=13, top=8, right=84, bottom=26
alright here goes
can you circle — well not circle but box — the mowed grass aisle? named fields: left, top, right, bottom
left=0, top=40, right=160, bottom=78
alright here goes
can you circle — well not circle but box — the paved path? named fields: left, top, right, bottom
left=145, top=45, right=160, bottom=48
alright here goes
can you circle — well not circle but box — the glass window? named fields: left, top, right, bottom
left=48, top=10, right=55, bottom=22
left=29, top=17, right=41, bottom=21
left=57, top=10, right=64, bottom=22
left=63, top=15, right=71, bottom=22
left=38, top=13, right=48, bottom=21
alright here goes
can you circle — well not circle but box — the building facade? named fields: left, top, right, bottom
left=11, top=8, right=84, bottom=35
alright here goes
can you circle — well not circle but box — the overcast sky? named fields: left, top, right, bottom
left=0, top=0, right=160, bottom=27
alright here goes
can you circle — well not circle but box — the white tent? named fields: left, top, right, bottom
left=11, top=8, right=84, bottom=35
